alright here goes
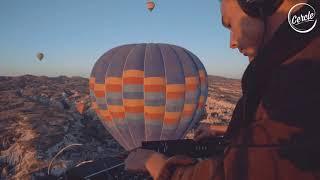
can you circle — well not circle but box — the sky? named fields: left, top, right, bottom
left=0, top=0, right=249, bottom=79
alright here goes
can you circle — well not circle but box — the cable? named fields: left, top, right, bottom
left=82, top=146, right=141, bottom=179
left=47, top=143, right=83, bottom=175
left=84, top=162, right=125, bottom=179
left=75, top=160, right=94, bottom=167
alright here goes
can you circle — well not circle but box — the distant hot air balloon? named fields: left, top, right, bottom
left=146, top=0, right=155, bottom=12
left=89, top=43, right=208, bottom=151
left=37, top=52, right=44, bottom=61
left=76, top=101, right=85, bottom=114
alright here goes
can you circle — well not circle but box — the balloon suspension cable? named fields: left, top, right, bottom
left=83, top=147, right=141, bottom=179
left=75, top=160, right=94, bottom=167
left=84, top=162, right=125, bottom=179
left=47, top=143, right=83, bottom=175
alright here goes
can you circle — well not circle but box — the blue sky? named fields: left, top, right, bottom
left=0, top=0, right=248, bottom=79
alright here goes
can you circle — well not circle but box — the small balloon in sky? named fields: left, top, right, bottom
left=36, top=52, right=44, bottom=61
left=146, top=0, right=155, bottom=12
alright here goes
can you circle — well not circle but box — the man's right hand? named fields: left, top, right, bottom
left=194, top=123, right=227, bottom=141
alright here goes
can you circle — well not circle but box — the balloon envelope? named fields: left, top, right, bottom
left=146, top=1, right=155, bottom=12
left=37, top=53, right=44, bottom=61
left=89, top=43, right=208, bottom=150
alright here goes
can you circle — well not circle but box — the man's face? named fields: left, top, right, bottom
left=221, top=0, right=265, bottom=61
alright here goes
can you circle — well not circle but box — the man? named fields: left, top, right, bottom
left=125, top=0, right=320, bottom=179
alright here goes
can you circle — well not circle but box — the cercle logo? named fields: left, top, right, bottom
left=288, top=3, right=317, bottom=33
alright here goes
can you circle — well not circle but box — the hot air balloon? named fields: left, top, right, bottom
left=146, top=0, right=155, bottom=12
left=37, top=52, right=44, bottom=61
left=76, top=101, right=85, bottom=114
left=89, top=43, right=208, bottom=151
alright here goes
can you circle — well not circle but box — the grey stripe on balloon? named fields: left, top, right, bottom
left=123, top=85, right=144, bottom=92
left=125, top=113, right=144, bottom=121
left=106, top=98, right=122, bottom=105
left=165, top=100, right=185, bottom=112
left=145, top=120, right=163, bottom=125
left=144, top=92, right=165, bottom=100
left=106, top=92, right=122, bottom=99
left=123, top=92, right=144, bottom=99
left=145, top=100, right=165, bottom=106
left=96, top=97, right=107, bottom=105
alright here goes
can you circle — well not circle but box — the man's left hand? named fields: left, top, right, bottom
left=124, top=148, right=168, bottom=174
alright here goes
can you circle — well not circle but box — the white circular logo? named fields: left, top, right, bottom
left=288, top=3, right=317, bottom=33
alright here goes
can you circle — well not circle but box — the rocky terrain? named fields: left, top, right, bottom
left=204, top=75, right=241, bottom=125
left=0, top=75, right=241, bottom=180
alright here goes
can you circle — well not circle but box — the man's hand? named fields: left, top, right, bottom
left=194, top=123, right=227, bottom=141
left=125, top=148, right=168, bottom=176
left=125, top=148, right=154, bottom=172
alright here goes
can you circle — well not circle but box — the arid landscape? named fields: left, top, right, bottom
left=0, top=75, right=241, bottom=179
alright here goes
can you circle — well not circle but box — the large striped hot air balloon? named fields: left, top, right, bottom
left=89, top=43, right=208, bottom=151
